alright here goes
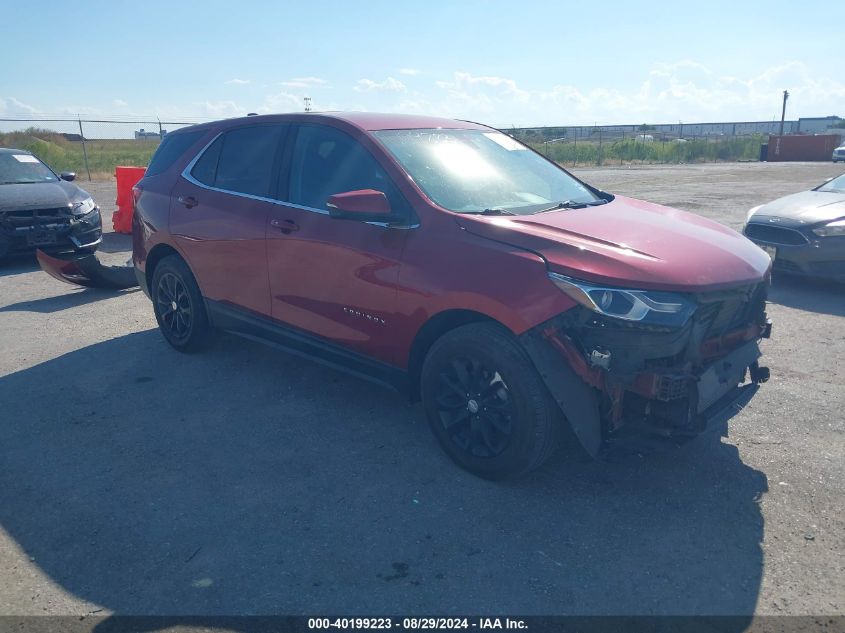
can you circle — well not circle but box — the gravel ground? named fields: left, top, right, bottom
left=0, top=162, right=843, bottom=620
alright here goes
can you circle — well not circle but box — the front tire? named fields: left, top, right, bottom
left=420, top=323, right=561, bottom=479
left=151, top=255, right=213, bottom=352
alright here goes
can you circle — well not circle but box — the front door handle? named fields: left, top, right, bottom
left=177, top=195, right=198, bottom=209
left=270, top=218, right=299, bottom=234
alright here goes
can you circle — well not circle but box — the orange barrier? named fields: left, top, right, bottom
left=112, top=166, right=146, bottom=233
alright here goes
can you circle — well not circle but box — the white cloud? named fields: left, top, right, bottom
left=225, top=78, right=251, bottom=85
left=4, top=60, right=842, bottom=129
left=412, top=63, right=845, bottom=127
left=256, top=91, right=304, bottom=113
left=354, top=77, right=406, bottom=92
left=280, top=76, right=327, bottom=88
left=399, top=68, right=420, bottom=76
left=436, top=72, right=530, bottom=102
left=197, top=100, right=246, bottom=119
left=0, top=97, right=40, bottom=115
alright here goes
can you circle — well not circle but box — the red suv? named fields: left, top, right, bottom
left=132, top=112, right=772, bottom=478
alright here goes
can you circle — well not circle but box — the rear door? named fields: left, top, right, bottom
left=170, top=124, right=288, bottom=316
left=265, top=123, right=414, bottom=364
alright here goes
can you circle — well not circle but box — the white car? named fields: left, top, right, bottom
left=833, top=144, right=845, bottom=163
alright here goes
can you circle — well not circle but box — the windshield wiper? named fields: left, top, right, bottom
left=463, top=208, right=516, bottom=216
left=537, top=199, right=608, bottom=213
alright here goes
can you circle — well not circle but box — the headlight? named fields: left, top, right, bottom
left=548, top=272, right=697, bottom=327
left=70, top=197, right=97, bottom=216
left=812, top=219, right=845, bottom=237
left=745, top=205, right=762, bottom=223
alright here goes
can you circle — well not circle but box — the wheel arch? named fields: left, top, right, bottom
left=406, top=309, right=507, bottom=401
left=144, top=243, right=184, bottom=294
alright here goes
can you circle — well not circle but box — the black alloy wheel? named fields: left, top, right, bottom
left=421, top=323, right=561, bottom=479
left=150, top=254, right=212, bottom=352
left=156, top=271, right=193, bottom=343
left=435, top=358, right=516, bottom=458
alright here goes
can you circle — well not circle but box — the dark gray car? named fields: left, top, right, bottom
left=0, top=148, right=102, bottom=259
left=743, top=173, right=845, bottom=281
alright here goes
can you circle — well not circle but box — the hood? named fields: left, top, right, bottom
left=0, top=180, right=90, bottom=213
left=457, top=195, right=770, bottom=292
left=751, top=190, right=845, bottom=225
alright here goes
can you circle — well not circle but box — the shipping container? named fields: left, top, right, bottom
left=766, top=134, right=842, bottom=162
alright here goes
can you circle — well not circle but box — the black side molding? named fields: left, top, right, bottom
left=206, top=300, right=409, bottom=394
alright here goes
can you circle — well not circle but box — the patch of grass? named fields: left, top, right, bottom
left=0, top=128, right=158, bottom=177
left=529, top=134, right=767, bottom=166
left=2, top=126, right=769, bottom=176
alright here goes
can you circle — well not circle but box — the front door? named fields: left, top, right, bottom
left=266, top=123, right=414, bottom=365
left=170, top=124, right=288, bottom=316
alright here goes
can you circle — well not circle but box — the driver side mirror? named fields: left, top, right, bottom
left=60, top=172, right=76, bottom=182
left=326, top=189, right=395, bottom=223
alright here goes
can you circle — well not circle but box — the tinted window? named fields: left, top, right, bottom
left=288, top=125, right=407, bottom=213
left=146, top=130, right=204, bottom=177
left=214, top=125, right=284, bottom=197
left=191, top=136, right=222, bottom=186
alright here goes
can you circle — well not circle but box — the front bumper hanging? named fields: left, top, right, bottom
left=36, top=249, right=139, bottom=290
left=522, top=302, right=772, bottom=456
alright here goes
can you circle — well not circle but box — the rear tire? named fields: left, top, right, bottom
left=151, top=255, right=213, bottom=352
left=420, top=323, right=560, bottom=479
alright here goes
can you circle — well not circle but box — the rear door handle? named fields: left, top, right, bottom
left=270, top=218, right=299, bottom=234
left=177, top=195, right=198, bottom=209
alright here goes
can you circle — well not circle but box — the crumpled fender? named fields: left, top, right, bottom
left=36, top=249, right=138, bottom=290
left=520, top=326, right=603, bottom=457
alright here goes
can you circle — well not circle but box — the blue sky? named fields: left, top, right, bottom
left=2, top=0, right=842, bottom=127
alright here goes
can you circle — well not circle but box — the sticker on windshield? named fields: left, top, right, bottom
left=483, top=132, right=526, bottom=151
left=12, top=154, right=39, bottom=163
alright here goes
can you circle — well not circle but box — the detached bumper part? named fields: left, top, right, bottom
left=36, top=249, right=138, bottom=290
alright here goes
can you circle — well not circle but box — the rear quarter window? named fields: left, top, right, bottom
left=145, top=130, right=205, bottom=177
left=191, top=136, right=222, bottom=186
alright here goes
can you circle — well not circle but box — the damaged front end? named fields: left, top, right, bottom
left=0, top=203, right=102, bottom=257
left=521, top=277, right=771, bottom=457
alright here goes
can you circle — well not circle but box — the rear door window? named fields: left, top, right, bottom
left=146, top=130, right=204, bottom=177
left=215, top=125, right=286, bottom=197
left=190, top=125, right=287, bottom=197
left=287, top=124, right=408, bottom=213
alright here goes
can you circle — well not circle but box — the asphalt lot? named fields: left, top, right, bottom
left=0, top=162, right=843, bottom=620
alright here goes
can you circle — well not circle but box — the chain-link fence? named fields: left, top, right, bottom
left=522, top=130, right=769, bottom=167
left=1, top=114, right=835, bottom=177
left=0, top=117, right=210, bottom=181
left=505, top=124, right=777, bottom=166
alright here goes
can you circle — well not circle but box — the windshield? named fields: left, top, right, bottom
left=818, top=173, right=845, bottom=193
left=0, top=153, right=58, bottom=184
left=373, top=129, right=602, bottom=214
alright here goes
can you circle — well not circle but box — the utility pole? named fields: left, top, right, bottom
left=77, top=116, right=91, bottom=182
left=779, top=90, right=789, bottom=137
